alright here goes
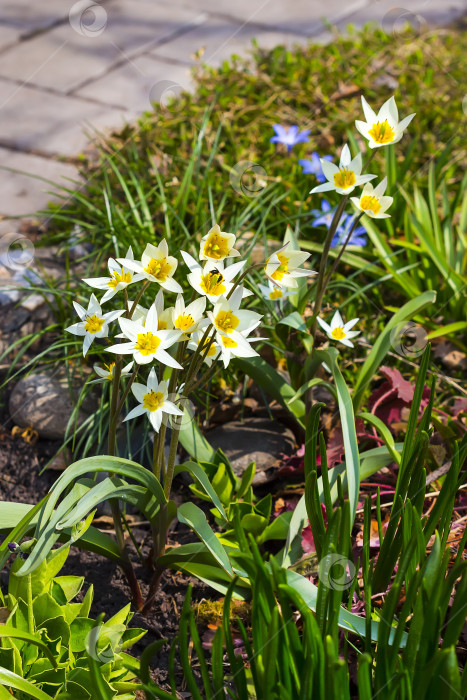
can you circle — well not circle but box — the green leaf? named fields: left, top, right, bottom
left=0, top=668, right=53, bottom=699
left=282, top=444, right=403, bottom=568
left=234, top=356, right=306, bottom=426
left=314, top=349, right=360, bottom=528
left=175, top=461, right=228, bottom=521
left=177, top=503, right=234, bottom=576
left=278, top=311, right=308, bottom=333
left=285, top=569, right=406, bottom=646
left=0, top=629, right=57, bottom=668
left=358, top=413, right=401, bottom=466
left=353, top=291, right=436, bottom=411
left=177, top=412, right=215, bottom=462
left=287, top=377, right=337, bottom=406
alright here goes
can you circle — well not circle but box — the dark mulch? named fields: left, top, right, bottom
left=0, top=414, right=214, bottom=688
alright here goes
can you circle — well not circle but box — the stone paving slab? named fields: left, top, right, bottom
left=0, top=1, right=204, bottom=94
left=0, top=148, right=79, bottom=218
left=76, top=54, right=195, bottom=115
left=0, top=0, right=466, bottom=218
left=150, top=0, right=369, bottom=35
left=151, top=17, right=310, bottom=67
left=0, top=78, right=132, bottom=157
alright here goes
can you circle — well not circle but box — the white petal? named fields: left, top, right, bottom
left=340, top=144, right=351, bottom=167
left=361, top=95, right=377, bottom=124
left=106, top=342, right=134, bottom=354
left=321, top=160, right=339, bottom=180
left=83, top=334, right=93, bottom=356
left=310, top=182, right=336, bottom=194
left=160, top=277, right=183, bottom=294
left=132, top=383, right=147, bottom=403
left=124, top=404, right=147, bottom=422
left=317, top=317, right=331, bottom=334
left=157, top=349, right=183, bottom=369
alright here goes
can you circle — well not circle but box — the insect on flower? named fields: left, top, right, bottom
left=310, top=144, right=376, bottom=195
left=66, top=294, right=124, bottom=356
left=124, top=368, right=183, bottom=432
left=317, top=311, right=360, bottom=348
left=181, top=252, right=251, bottom=304
left=355, top=95, right=415, bottom=149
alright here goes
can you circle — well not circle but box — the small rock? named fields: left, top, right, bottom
left=9, top=370, right=96, bottom=441
left=206, top=417, right=295, bottom=484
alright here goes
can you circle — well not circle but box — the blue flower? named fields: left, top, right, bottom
left=330, top=214, right=367, bottom=248
left=299, top=152, right=333, bottom=183
left=310, top=200, right=337, bottom=228
left=270, top=124, right=310, bottom=152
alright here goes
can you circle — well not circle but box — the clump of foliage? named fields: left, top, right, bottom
left=0, top=544, right=145, bottom=699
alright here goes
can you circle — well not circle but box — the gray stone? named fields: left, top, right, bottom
left=0, top=0, right=203, bottom=93
left=150, top=18, right=307, bottom=68
left=0, top=79, right=133, bottom=157
left=9, top=370, right=95, bottom=440
left=0, top=147, right=79, bottom=217
left=76, top=54, right=194, bottom=115
left=207, top=417, right=295, bottom=483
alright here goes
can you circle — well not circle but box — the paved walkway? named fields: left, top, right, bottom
left=0, top=0, right=466, bottom=219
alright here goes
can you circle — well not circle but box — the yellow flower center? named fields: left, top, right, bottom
left=200, top=270, right=226, bottom=296
left=331, top=327, right=346, bottom=340
left=205, top=343, right=217, bottom=357
left=333, top=168, right=356, bottom=190
left=104, top=362, right=115, bottom=380
left=221, top=336, right=238, bottom=348
left=270, top=253, right=289, bottom=282
left=215, top=310, right=240, bottom=334
left=269, top=289, right=283, bottom=300
left=143, top=390, right=165, bottom=412
left=158, top=321, right=167, bottom=330
left=145, top=257, right=172, bottom=281
left=368, top=120, right=395, bottom=145
left=84, top=314, right=105, bottom=334
left=175, top=314, right=194, bottom=331
left=360, top=195, right=381, bottom=215
left=108, top=268, right=132, bottom=289
left=135, top=332, right=161, bottom=356
left=203, top=234, right=230, bottom=260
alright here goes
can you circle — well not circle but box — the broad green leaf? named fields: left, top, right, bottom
left=314, top=349, right=360, bottom=528
left=0, top=629, right=57, bottom=668
left=175, top=462, right=228, bottom=521
left=177, top=503, right=234, bottom=576
left=0, top=669, right=53, bottom=699
left=287, top=377, right=337, bottom=406
left=278, top=311, right=308, bottom=333
left=0, top=502, right=120, bottom=565
left=285, top=570, right=406, bottom=646
left=177, top=412, right=215, bottom=462
left=358, top=413, right=401, bottom=466
left=234, top=356, right=306, bottom=426
left=353, top=290, right=436, bottom=411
